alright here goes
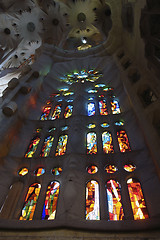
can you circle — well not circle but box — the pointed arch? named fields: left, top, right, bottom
left=19, top=183, right=41, bottom=220
left=86, top=180, right=100, bottom=220
left=127, top=178, right=149, bottom=220
left=102, top=131, right=114, bottom=154
left=42, top=181, right=60, bottom=220
left=106, top=180, right=124, bottom=220
left=40, top=105, right=52, bottom=120
left=50, top=104, right=62, bottom=120
left=99, top=99, right=108, bottom=115
left=64, top=105, right=73, bottom=118
left=86, top=132, right=97, bottom=154
left=25, top=136, right=40, bottom=158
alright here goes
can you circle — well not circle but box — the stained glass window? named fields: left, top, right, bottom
left=18, top=168, right=28, bottom=176
left=87, top=132, right=97, bottom=154
left=64, top=105, right=73, bottom=118
left=111, top=100, right=121, bottom=114
left=87, top=123, right=96, bottom=129
left=88, top=103, right=95, bottom=116
left=40, top=106, right=52, bottom=120
left=101, top=123, right=110, bottom=128
left=55, top=135, right=68, bottom=156
left=124, top=164, right=136, bottom=172
left=86, top=180, right=100, bottom=220
left=115, top=121, right=124, bottom=126
left=42, top=181, right=60, bottom=220
left=106, top=180, right=124, bottom=221
left=105, top=165, right=117, bottom=173
left=50, top=105, right=61, bottom=120
left=127, top=178, right=149, bottom=220
left=102, top=132, right=114, bottom=154
left=19, top=183, right=41, bottom=220
left=34, top=168, right=45, bottom=176
left=25, top=136, right=40, bottom=158
left=99, top=100, right=108, bottom=116
left=87, top=165, right=98, bottom=174
left=40, top=136, right=54, bottom=157
left=52, top=167, right=62, bottom=175
left=117, top=130, right=131, bottom=152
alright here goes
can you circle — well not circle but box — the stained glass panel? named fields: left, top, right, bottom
left=127, top=178, right=149, bottom=220
left=102, top=132, right=114, bottom=154
left=117, top=130, right=131, bottom=152
left=64, top=105, right=73, bottom=118
left=40, top=106, right=52, bottom=120
left=51, top=105, right=61, bottom=120
left=25, top=136, right=40, bottom=158
left=111, top=100, right=121, bottom=114
left=19, top=183, right=41, bottom=220
left=40, top=136, right=54, bottom=157
left=55, top=135, right=68, bottom=156
left=115, top=121, right=124, bottom=126
left=18, top=168, right=28, bottom=176
left=124, top=164, right=136, bottom=172
left=106, top=180, right=124, bottom=221
left=52, top=167, right=62, bottom=176
left=87, top=132, right=97, bottom=155
left=99, top=100, right=108, bottom=115
left=34, top=168, right=45, bottom=176
left=101, top=123, right=110, bottom=128
left=88, top=103, right=95, bottom=116
left=105, top=165, right=117, bottom=173
left=86, top=180, right=100, bottom=220
left=87, top=123, right=96, bottom=129
left=42, top=181, right=60, bottom=220
left=87, top=165, right=98, bottom=174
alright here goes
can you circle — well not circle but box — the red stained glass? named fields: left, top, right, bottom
left=64, top=105, right=73, bottom=118
left=99, top=100, right=108, bottom=115
left=117, top=130, right=131, bottom=152
left=106, top=180, right=124, bottom=221
left=40, top=106, right=51, bottom=120
left=18, top=168, right=28, bottom=176
left=25, top=136, right=40, bottom=158
left=105, top=165, right=117, bottom=173
left=127, top=178, right=149, bottom=220
left=87, top=165, right=98, bottom=174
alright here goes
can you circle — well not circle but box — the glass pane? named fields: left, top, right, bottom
left=42, top=181, right=60, bottom=220
left=117, top=130, right=131, bottom=152
left=127, top=178, right=149, bottom=220
left=34, top=168, right=45, bottom=176
left=87, top=165, right=98, bottom=174
left=87, top=132, right=97, bottom=154
left=25, top=136, right=40, bottom=158
left=124, top=164, right=136, bottom=172
left=40, top=106, right=51, bottom=120
left=87, top=123, right=96, bottom=129
left=101, top=123, right=110, bottom=128
left=86, top=180, right=100, bottom=220
left=106, top=180, right=124, bottom=220
left=19, top=183, right=41, bottom=220
left=115, top=121, right=124, bottom=126
left=111, top=100, right=121, bottom=114
left=18, top=168, right=28, bottom=176
left=99, top=100, right=108, bottom=115
left=102, top=132, right=114, bottom=154
left=88, top=103, right=95, bottom=116
left=50, top=105, right=61, bottom=120
left=40, top=136, right=54, bottom=157
left=105, top=165, right=117, bottom=173
left=52, top=167, right=62, bottom=176
left=64, top=105, right=73, bottom=118
left=55, top=135, right=68, bottom=156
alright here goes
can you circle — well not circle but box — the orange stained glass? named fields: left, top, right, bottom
left=102, top=132, right=114, bottom=154
left=106, top=180, right=124, bottom=221
left=25, top=136, right=40, bottom=158
left=124, top=164, right=136, bottom=172
left=55, top=135, right=68, bottom=156
left=117, top=130, right=131, bottom=153
left=105, top=165, right=117, bottom=173
left=40, top=106, right=52, bottom=120
left=34, top=168, right=45, bottom=176
left=99, top=100, right=108, bottom=115
left=127, top=178, right=149, bottom=220
left=64, top=105, right=73, bottom=118
left=86, top=180, right=100, bottom=220
left=52, top=167, right=62, bottom=175
left=19, top=183, right=41, bottom=220
left=87, top=165, right=98, bottom=174
left=51, top=104, right=61, bottom=120
left=87, top=132, right=97, bottom=154
left=18, top=168, right=28, bottom=176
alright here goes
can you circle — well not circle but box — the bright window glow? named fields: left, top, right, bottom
left=99, top=100, right=108, bottom=115
left=87, top=132, right=97, bottom=155
left=40, top=106, right=52, bottom=120
left=25, top=136, right=40, bottom=158
left=42, top=181, right=60, bottom=220
left=40, top=136, right=54, bottom=157
left=34, top=168, right=45, bottom=176
left=106, top=180, right=124, bottom=221
left=105, top=165, right=117, bottom=173
left=88, top=103, right=95, bottom=116
left=101, top=123, right=110, bottom=128
left=55, top=135, right=68, bottom=156
left=50, top=105, right=61, bottom=120
left=87, top=123, right=96, bottom=129
left=18, top=168, right=28, bottom=176
left=102, top=132, right=114, bottom=154
left=117, top=130, right=131, bottom=152
left=52, top=167, right=62, bottom=176
left=87, top=165, right=98, bottom=174
left=111, top=100, right=121, bottom=114
left=127, top=178, right=149, bottom=220
left=124, top=164, right=136, bottom=172
left=64, top=105, right=73, bottom=118
left=86, top=180, right=100, bottom=220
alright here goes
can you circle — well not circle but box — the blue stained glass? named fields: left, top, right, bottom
left=88, top=103, right=95, bottom=116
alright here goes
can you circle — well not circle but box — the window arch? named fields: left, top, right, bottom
left=99, top=99, right=108, bottom=115
left=42, top=181, right=60, bottom=220
left=102, top=131, right=114, bottom=154
left=86, top=180, right=100, bottom=220
left=127, top=178, right=149, bottom=220
left=40, top=105, right=52, bottom=120
left=50, top=104, right=62, bottom=120
left=19, top=183, right=41, bottom=220
left=25, top=136, right=40, bottom=158
left=86, top=132, right=97, bottom=154
left=40, top=135, right=54, bottom=157
left=88, top=102, right=95, bottom=116
left=117, top=130, right=131, bottom=152
left=106, top=180, right=124, bottom=221
left=55, top=135, right=68, bottom=156
left=64, top=105, right=73, bottom=118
